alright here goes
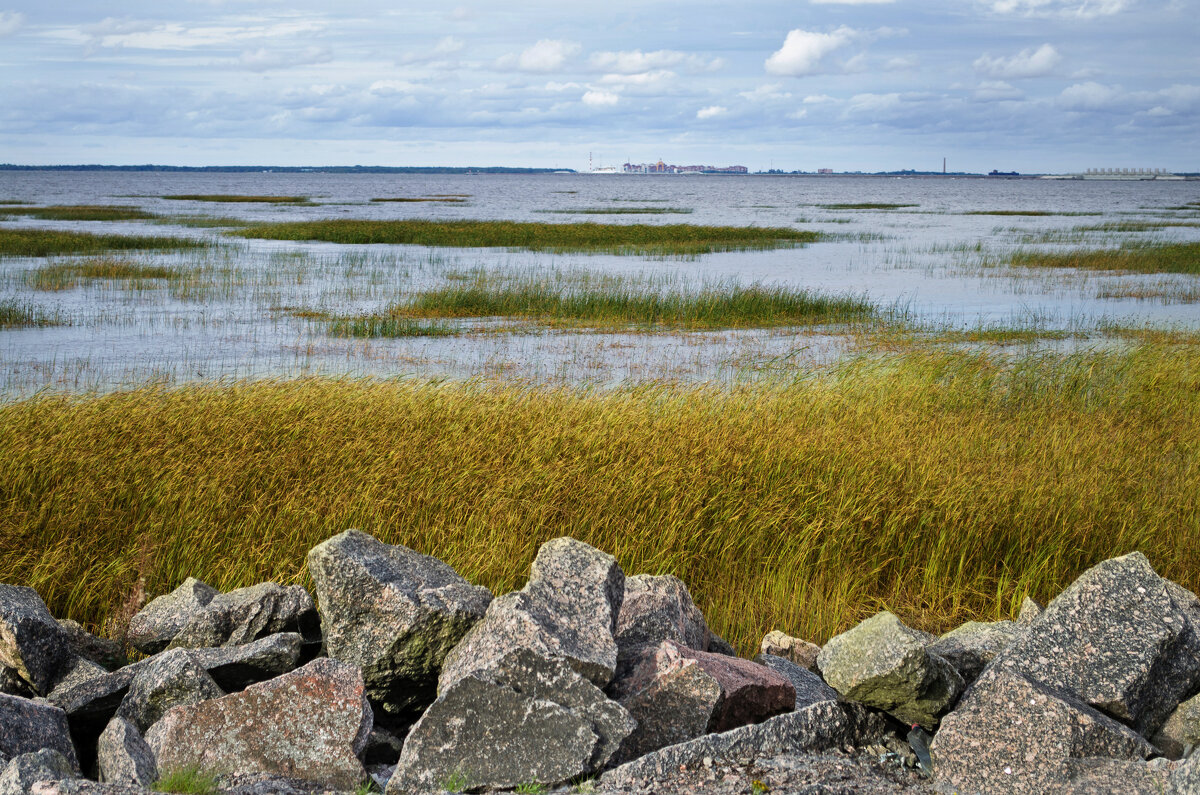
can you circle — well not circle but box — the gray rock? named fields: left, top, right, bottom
left=26, top=783, right=147, bottom=795
left=0, top=749, right=76, bottom=795
left=707, top=634, right=737, bottom=657
left=988, top=552, right=1200, bottom=736
left=1, top=664, right=34, bottom=698
left=55, top=622, right=124, bottom=672
left=600, top=699, right=888, bottom=789
left=1152, top=691, right=1200, bottom=760
left=753, top=653, right=840, bottom=707
left=0, top=584, right=75, bottom=695
left=126, top=577, right=217, bottom=654
left=389, top=648, right=635, bottom=793
left=0, top=693, right=79, bottom=773
left=115, top=648, right=225, bottom=732
left=1061, top=758, right=1172, bottom=794
left=96, top=718, right=156, bottom=788
left=759, top=630, right=821, bottom=672
left=306, top=529, right=491, bottom=721
left=47, top=669, right=137, bottom=752
left=168, top=582, right=319, bottom=650
left=816, top=611, right=964, bottom=729
left=1017, top=596, right=1043, bottom=625
left=190, top=632, right=303, bottom=691
left=361, top=728, right=404, bottom=765
left=926, top=620, right=1019, bottom=684
left=439, top=537, right=625, bottom=690
left=47, top=658, right=108, bottom=699
left=931, top=668, right=1156, bottom=794
left=146, top=658, right=371, bottom=789
left=610, top=640, right=795, bottom=763
left=614, top=574, right=712, bottom=678
left=1170, top=753, right=1200, bottom=794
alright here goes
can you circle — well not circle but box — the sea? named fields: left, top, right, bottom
left=1, top=170, right=1198, bottom=394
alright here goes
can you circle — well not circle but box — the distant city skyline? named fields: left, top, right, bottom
left=0, top=1, right=1196, bottom=173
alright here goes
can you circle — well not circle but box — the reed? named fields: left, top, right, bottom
left=0, top=229, right=206, bottom=257
left=0, top=298, right=62, bottom=327
left=1008, top=241, right=1200, bottom=275
left=2, top=343, right=1197, bottom=651
left=818, top=203, right=917, bottom=210
left=0, top=205, right=158, bottom=221
left=234, top=220, right=818, bottom=256
left=541, top=208, right=694, bottom=215
left=324, top=316, right=461, bottom=338
left=25, top=259, right=187, bottom=291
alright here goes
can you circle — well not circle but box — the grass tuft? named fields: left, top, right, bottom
left=0, top=299, right=62, bottom=328
left=371, top=197, right=469, bottom=203
left=0, top=229, right=205, bottom=257
left=2, top=344, right=1198, bottom=651
left=0, top=205, right=158, bottom=221
left=818, top=203, right=917, bottom=210
left=1007, top=241, right=1200, bottom=275
left=26, top=259, right=187, bottom=291
left=162, top=195, right=311, bottom=204
left=541, top=207, right=694, bottom=215
left=234, top=219, right=819, bottom=256
left=152, top=766, right=219, bottom=794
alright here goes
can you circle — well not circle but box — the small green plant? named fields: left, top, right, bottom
left=571, top=778, right=597, bottom=794
left=152, top=766, right=219, bottom=794
left=751, top=780, right=770, bottom=794
left=354, top=778, right=380, bottom=794
left=515, top=783, right=546, bottom=794
left=439, top=769, right=470, bottom=792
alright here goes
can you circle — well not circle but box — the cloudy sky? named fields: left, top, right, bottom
left=1, top=0, right=1196, bottom=172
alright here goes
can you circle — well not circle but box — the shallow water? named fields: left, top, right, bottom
left=1, top=171, right=1198, bottom=394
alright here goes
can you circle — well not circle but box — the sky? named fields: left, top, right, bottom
left=0, top=0, right=1196, bottom=172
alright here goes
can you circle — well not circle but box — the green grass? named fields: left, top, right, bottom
left=1007, top=241, right=1200, bottom=275
left=384, top=274, right=874, bottom=330
left=162, top=195, right=312, bottom=204
left=963, top=210, right=1102, bottom=217
left=152, top=766, right=218, bottom=794
left=0, top=199, right=32, bottom=205
left=157, top=216, right=254, bottom=228
left=0, top=299, right=62, bottom=328
left=3, top=343, right=1198, bottom=651
left=0, top=229, right=206, bottom=257
left=0, top=205, right=158, bottom=222
left=818, top=203, right=918, bottom=210
left=234, top=219, right=819, bottom=256
left=26, top=258, right=188, bottom=291
left=515, top=783, right=547, bottom=794
left=324, top=316, right=462, bottom=338
left=1073, top=220, right=1200, bottom=232
left=541, top=207, right=693, bottom=215
left=371, top=197, right=468, bottom=203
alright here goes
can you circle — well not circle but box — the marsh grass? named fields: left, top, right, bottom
left=2, top=344, right=1198, bottom=650
left=964, top=210, right=1102, bottom=217
left=384, top=271, right=874, bottom=330
left=1008, top=241, right=1200, bottom=275
left=540, top=207, right=694, bottom=215
left=817, top=203, right=918, bottom=210
left=156, top=216, right=254, bottom=229
left=0, top=205, right=158, bottom=222
left=0, top=298, right=62, bottom=328
left=162, top=195, right=312, bottom=204
left=26, top=258, right=187, bottom=291
left=0, top=200, right=31, bottom=205
left=1074, top=220, right=1200, bottom=232
left=0, top=229, right=206, bottom=257
left=234, top=219, right=819, bottom=256
left=324, top=315, right=461, bottom=338
left=152, top=766, right=219, bottom=794
left=371, top=197, right=469, bottom=203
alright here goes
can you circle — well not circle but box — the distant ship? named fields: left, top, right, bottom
left=589, top=166, right=620, bottom=174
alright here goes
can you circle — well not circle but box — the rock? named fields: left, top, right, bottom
left=1017, top=596, right=1043, bottom=625
left=190, top=632, right=304, bottom=691
left=1152, top=692, right=1200, bottom=760
left=0, top=693, right=79, bottom=773
left=707, top=634, right=737, bottom=657
left=0, top=749, right=76, bottom=795
left=753, top=653, right=840, bottom=708
left=126, top=577, right=217, bottom=654
left=816, top=611, right=963, bottom=729
left=146, top=657, right=371, bottom=789
left=439, top=537, right=624, bottom=690
left=47, top=669, right=137, bottom=756
left=988, top=552, right=1200, bottom=736
left=1171, top=753, right=1200, bottom=793
left=47, top=658, right=108, bottom=698
left=168, top=582, right=319, bottom=651
left=600, top=699, right=887, bottom=789
left=610, top=640, right=795, bottom=763
left=759, top=630, right=821, bottom=672
left=115, top=648, right=225, bottom=732
left=0, top=584, right=76, bottom=695
left=1, top=664, right=34, bottom=698
left=926, top=620, right=1019, bottom=684
left=931, top=668, right=1156, bottom=794
left=389, top=648, right=635, bottom=793
left=614, top=574, right=713, bottom=678
left=96, top=718, right=156, bottom=788
left=55, top=622, right=124, bottom=672
left=306, top=529, right=491, bottom=721
left=1062, top=758, right=1172, bottom=794
left=361, top=728, right=405, bottom=766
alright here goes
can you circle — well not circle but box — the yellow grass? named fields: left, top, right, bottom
left=1, top=344, right=1197, bottom=652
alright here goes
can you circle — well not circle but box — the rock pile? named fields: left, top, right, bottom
left=4, top=539, right=1200, bottom=794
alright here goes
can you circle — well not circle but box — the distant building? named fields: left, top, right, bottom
left=622, top=160, right=747, bottom=174
left=817, top=168, right=834, bottom=174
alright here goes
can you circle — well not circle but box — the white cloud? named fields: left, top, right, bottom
left=73, top=19, right=326, bottom=51
left=369, top=80, right=421, bottom=95
left=973, top=80, right=1024, bottom=101
left=696, top=105, right=727, bottom=119
left=787, top=108, right=808, bottom=119
left=597, top=70, right=676, bottom=87
left=0, top=11, right=24, bottom=36
left=974, top=44, right=1062, bottom=78
left=1057, top=81, right=1123, bottom=110
left=886, top=55, right=919, bottom=70
left=399, top=36, right=465, bottom=65
left=739, top=84, right=792, bottom=102
left=803, top=94, right=837, bottom=104
left=496, top=39, right=581, bottom=73
left=238, top=46, right=332, bottom=72
left=765, top=27, right=859, bottom=77
left=985, top=0, right=1130, bottom=17
left=589, top=49, right=719, bottom=74
left=811, top=0, right=893, bottom=3
left=581, top=89, right=619, bottom=107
